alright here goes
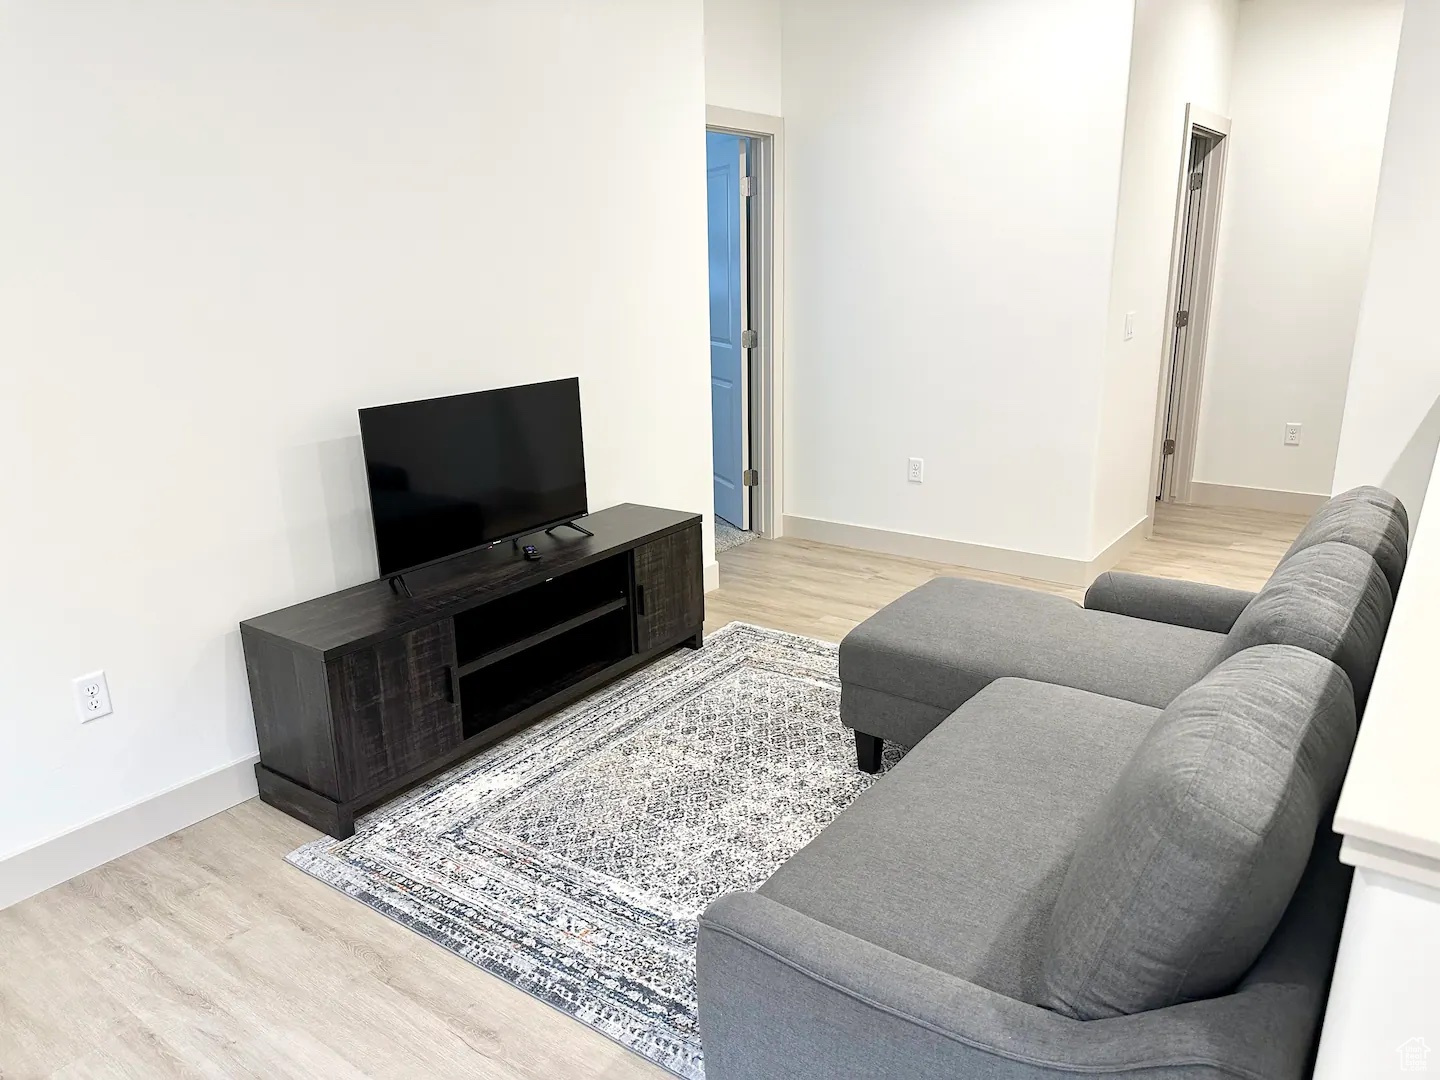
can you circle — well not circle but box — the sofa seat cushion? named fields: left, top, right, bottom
left=1281, top=485, right=1409, bottom=596
left=1040, top=645, right=1357, bottom=1021
left=1220, top=541, right=1393, bottom=709
left=759, top=678, right=1162, bottom=1004
left=838, top=576, right=1224, bottom=720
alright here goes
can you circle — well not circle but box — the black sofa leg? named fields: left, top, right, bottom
left=855, top=731, right=883, bottom=774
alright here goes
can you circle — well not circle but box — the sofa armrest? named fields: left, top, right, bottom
left=697, top=891, right=1315, bottom=1080
left=1085, top=572, right=1255, bottom=634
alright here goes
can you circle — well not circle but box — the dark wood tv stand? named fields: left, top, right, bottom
left=240, top=504, right=704, bottom=838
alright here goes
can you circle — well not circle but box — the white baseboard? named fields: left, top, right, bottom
left=0, top=754, right=259, bottom=911
left=782, top=515, right=1106, bottom=587
left=1086, top=517, right=1148, bottom=579
left=1189, top=482, right=1328, bottom=515
left=704, top=561, right=721, bottom=592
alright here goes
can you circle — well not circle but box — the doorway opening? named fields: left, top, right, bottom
left=705, top=109, right=783, bottom=553
left=1152, top=106, right=1230, bottom=508
left=706, top=129, right=754, bottom=547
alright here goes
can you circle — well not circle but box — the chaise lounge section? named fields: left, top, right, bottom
left=840, top=486, right=1404, bottom=770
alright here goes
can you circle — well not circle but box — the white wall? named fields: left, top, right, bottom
left=705, top=0, right=783, bottom=115
left=1315, top=868, right=1440, bottom=1078
left=0, top=2, right=712, bottom=862
left=782, top=0, right=1134, bottom=563
left=1192, top=0, right=1402, bottom=500
left=1091, top=0, right=1239, bottom=551
left=1335, top=1, right=1440, bottom=524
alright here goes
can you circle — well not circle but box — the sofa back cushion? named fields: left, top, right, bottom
left=1220, top=541, right=1392, bottom=709
left=1039, top=645, right=1356, bottom=1021
left=1282, top=485, right=1409, bottom=596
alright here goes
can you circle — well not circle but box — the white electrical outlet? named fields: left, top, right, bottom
left=73, top=670, right=113, bottom=723
left=1123, top=312, right=1136, bottom=341
left=1284, top=423, right=1302, bottom=447
left=907, top=457, right=924, bottom=483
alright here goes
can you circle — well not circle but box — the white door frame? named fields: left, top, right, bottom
left=1146, top=104, right=1231, bottom=534
left=706, top=106, right=785, bottom=539
left=735, top=135, right=752, bottom=530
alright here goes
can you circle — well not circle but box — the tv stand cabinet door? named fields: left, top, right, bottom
left=328, top=620, right=462, bottom=798
left=634, top=524, right=704, bottom=652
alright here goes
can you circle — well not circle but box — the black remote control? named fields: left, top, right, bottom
left=522, top=544, right=541, bottom=561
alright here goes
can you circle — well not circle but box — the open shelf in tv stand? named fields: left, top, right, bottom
left=240, top=504, right=704, bottom=839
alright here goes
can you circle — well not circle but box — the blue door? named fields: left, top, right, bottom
left=707, top=131, right=748, bottom=529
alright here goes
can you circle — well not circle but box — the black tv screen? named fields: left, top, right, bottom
left=359, top=378, right=587, bottom=576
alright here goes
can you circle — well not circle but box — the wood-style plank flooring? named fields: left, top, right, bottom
left=704, top=502, right=1306, bottom=643
left=0, top=503, right=1305, bottom=1080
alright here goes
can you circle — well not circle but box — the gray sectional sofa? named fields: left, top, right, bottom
left=696, top=487, right=1407, bottom=1080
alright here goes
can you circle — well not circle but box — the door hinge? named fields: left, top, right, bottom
left=741, top=328, right=758, bottom=349
left=1190, top=172, right=1204, bottom=191
left=742, top=469, right=759, bottom=486
left=1163, top=438, right=1176, bottom=456
left=1174, top=310, right=1190, bottom=328
left=740, top=175, right=754, bottom=197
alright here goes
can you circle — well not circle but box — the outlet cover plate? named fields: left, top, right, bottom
left=907, top=457, right=924, bottom=483
left=74, top=671, right=113, bottom=723
left=1284, top=423, right=1302, bottom=447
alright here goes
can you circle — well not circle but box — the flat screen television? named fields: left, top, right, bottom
left=359, top=378, right=587, bottom=577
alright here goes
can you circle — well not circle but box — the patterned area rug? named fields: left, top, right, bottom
left=714, top=518, right=756, bottom=554
left=287, top=622, right=897, bottom=1079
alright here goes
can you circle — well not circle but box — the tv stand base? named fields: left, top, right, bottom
left=256, top=763, right=355, bottom=839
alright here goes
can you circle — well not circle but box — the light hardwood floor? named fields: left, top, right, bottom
left=704, top=502, right=1306, bottom=643
left=0, top=503, right=1305, bottom=1080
